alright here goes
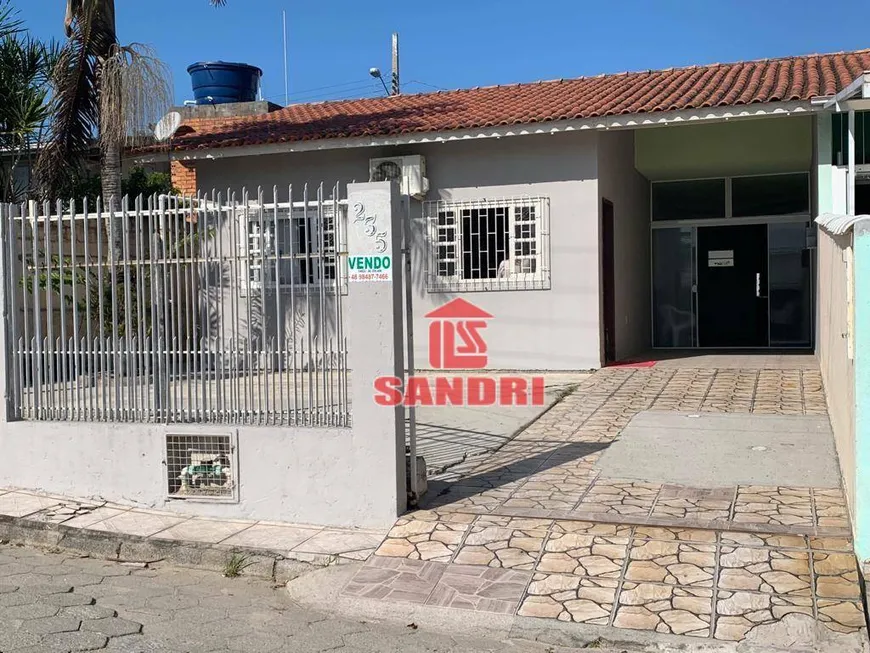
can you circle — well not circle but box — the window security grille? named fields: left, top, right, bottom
left=243, top=204, right=345, bottom=293
left=165, top=433, right=237, bottom=501
left=425, top=196, right=550, bottom=292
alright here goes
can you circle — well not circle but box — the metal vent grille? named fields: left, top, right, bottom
left=165, top=433, right=238, bottom=501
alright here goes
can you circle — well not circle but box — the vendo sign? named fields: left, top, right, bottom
left=374, top=298, right=546, bottom=407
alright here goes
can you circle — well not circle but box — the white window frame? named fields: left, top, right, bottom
left=425, top=196, right=550, bottom=292
left=240, top=202, right=346, bottom=294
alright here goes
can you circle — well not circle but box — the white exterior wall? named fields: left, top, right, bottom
left=596, top=131, right=651, bottom=360
left=196, top=132, right=602, bottom=370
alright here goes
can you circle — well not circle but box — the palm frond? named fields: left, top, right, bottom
left=0, top=25, right=57, bottom=200
left=34, top=6, right=106, bottom=197
left=99, top=42, right=172, bottom=147
left=0, top=0, right=23, bottom=40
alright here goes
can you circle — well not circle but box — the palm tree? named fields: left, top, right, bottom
left=37, top=2, right=226, bottom=196
left=35, top=0, right=225, bottom=259
left=0, top=27, right=59, bottom=202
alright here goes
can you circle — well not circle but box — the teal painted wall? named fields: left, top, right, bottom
left=854, top=220, right=870, bottom=566
left=635, top=116, right=813, bottom=180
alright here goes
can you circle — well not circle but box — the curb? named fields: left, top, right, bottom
left=0, top=512, right=345, bottom=583
left=287, top=565, right=870, bottom=653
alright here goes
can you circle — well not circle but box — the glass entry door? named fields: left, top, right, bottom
left=768, top=223, right=813, bottom=347
left=652, top=228, right=696, bottom=347
left=652, top=221, right=813, bottom=349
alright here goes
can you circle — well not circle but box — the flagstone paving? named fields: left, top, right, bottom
left=350, top=363, right=867, bottom=646
left=351, top=516, right=866, bottom=642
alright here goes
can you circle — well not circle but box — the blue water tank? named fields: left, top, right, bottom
left=187, top=61, right=262, bottom=105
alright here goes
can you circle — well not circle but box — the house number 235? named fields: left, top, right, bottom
left=353, top=202, right=387, bottom=253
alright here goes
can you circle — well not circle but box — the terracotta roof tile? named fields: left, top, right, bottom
left=172, top=49, right=870, bottom=151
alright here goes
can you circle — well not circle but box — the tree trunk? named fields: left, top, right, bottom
left=100, top=136, right=123, bottom=263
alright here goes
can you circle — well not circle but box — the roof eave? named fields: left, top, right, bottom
left=133, top=99, right=820, bottom=164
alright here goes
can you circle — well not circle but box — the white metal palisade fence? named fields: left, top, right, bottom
left=1, top=184, right=350, bottom=427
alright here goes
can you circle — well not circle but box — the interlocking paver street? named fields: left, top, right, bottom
left=0, top=544, right=568, bottom=653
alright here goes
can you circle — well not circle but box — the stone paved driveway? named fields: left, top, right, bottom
left=421, top=366, right=842, bottom=532
left=0, top=544, right=562, bottom=653
left=345, top=363, right=868, bottom=648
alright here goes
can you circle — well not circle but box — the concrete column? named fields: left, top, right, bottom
left=0, top=203, right=21, bottom=423
left=853, top=219, right=870, bottom=566
left=816, top=114, right=833, bottom=353
left=345, top=182, right=407, bottom=522
left=0, top=204, right=9, bottom=423
left=816, top=114, right=833, bottom=215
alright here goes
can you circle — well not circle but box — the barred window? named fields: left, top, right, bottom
left=242, top=204, right=345, bottom=293
left=425, top=197, right=550, bottom=292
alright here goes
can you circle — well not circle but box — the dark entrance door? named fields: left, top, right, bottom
left=697, top=224, right=768, bottom=347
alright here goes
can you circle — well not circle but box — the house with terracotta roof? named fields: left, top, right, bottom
left=147, top=48, right=870, bottom=372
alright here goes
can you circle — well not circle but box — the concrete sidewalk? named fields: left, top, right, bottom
left=0, top=488, right=385, bottom=578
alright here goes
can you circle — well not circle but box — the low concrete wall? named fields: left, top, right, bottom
left=0, top=183, right=407, bottom=531
left=0, top=422, right=397, bottom=529
left=817, top=218, right=870, bottom=567
left=817, top=228, right=856, bottom=512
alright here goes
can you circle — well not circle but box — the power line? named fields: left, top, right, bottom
left=261, top=78, right=374, bottom=101
left=404, top=79, right=446, bottom=91
left=260, top=77, right=444, bottom=106
left=310, top=87, right=385, bottom=103
left=262, top=82, right=382, bottom=105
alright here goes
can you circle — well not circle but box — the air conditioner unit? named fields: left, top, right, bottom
left=369, top=155, right=429, bottom=199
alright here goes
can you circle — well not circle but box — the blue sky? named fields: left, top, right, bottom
left=14, top=1, right=870, bottom=106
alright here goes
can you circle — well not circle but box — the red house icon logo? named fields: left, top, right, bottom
left=425, top=298, right=493, bottom=370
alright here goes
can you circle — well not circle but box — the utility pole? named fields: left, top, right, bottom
left=283, top=10, right=289, bottom=105
left=391, top=32, right=400, bottom=95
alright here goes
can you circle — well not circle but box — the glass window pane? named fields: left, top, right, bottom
left=832, top=111, right=870, bottom=166
left=653, top=227, right=695, bottom=347
left=732, top=174, right=809, bottom=217
left=652, top=179, right=725, bottom=221
left=461, top=208, right=509, bottom=279
left=768, top=222, right=812, bottom=347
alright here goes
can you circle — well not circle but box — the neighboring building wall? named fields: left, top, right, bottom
left=197, top=132, right=602, bottom=370
left=635, top=116, right=813, bottom=180
left=597, top=130, right=651, bottom=360
left=171, top=160, right=197, bottom=196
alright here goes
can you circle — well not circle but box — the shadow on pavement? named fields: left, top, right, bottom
left=418, top=441, right=611, bottom=511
